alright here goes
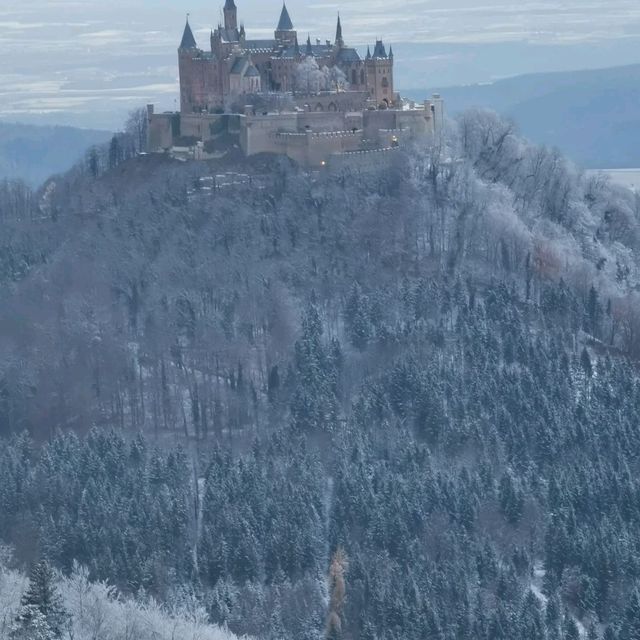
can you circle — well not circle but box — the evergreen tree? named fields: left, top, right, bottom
left=13, top=560, right=67, bottom=639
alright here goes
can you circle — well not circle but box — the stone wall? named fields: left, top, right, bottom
left=148, top=98, right=442, bottom=167
left=293, top=91, right=370, bottom=113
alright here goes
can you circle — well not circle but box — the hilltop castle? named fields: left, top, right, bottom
left=147, top=2, right=444, bottom=168
left=178, top=1, right=395, bottom=112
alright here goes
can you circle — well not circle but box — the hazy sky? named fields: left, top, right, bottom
left=2, top=0, right=640, bottom=129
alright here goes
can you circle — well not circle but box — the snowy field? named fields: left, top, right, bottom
left=590, top=169, right=640, bottom=191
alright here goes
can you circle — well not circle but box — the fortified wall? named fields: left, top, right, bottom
left=148, top=95, right=444, bottom=168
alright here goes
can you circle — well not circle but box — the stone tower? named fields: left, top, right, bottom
left=224, top=0, right=238, bottom=32
left=365, top=40, right=394, bottom=107
left=178, top=17, right=198, bottom=113
left=275, top=2, right=297, bottom=45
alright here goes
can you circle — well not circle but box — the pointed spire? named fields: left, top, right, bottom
left=366, top=45, right=371, bottom=60
left=388, top=46, right=394, bottom=58
left=277, top=2, right=294, bottom=31
left=224, top=0, right=236, bottom=8
left=306, top=34, right=313, bottom=56
left=179, top=16, right=198, bottom=50
left=335, top=13, right=343, bottom=46
left=373, top=39, right=387, bottom=58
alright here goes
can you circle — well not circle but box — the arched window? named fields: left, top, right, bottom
left=351, top=69, right=357, bottom=85
left=381, top=77, right=389, bottom=88
left=360, top=70, right=365, bottom=85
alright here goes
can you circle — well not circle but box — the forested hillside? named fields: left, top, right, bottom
left=2, top=110, right=640, bottom=639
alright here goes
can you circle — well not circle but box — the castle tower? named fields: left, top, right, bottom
left=178, top=17, right=199, bottom=113
left=275, top=2, right=297, bottom=45
left=224, top=0, right=238, bottom=32
left=365, top=39, right=394, bottom=107
left=179, top=17, right=198, bottom=51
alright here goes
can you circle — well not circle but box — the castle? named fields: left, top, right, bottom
left=147, top=2, right=444, bottom=168
left=178, top=1, right=396, bottom=112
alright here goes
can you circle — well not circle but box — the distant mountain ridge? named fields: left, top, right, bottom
left=415, top=64, right=640, bottom=169
left=0, top=122, right=111, bottom=187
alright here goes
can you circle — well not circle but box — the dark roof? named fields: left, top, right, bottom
left=373, top=40, right=387, bottom=58
left=336, top=47, right=360, bottom=63
left=335, top=15, right=343, bottom=43
left=218, top=27, right=239, bottom=42
left=308, top=43, right=333, bottom=56
left=294, top=43, right=332, bottom=59
left=277, top=3, right=294, bottom=31
left=224, top=0, right=237, bottom=8
left=245, top=64, right=260, bottom=77
left=277, top=44, right=302, bottom=59
left=244, top=39, right=277, bottom=52
left=230, top=57, right=247, bottom=74
left=179, top=20, right=198, bottom=50
left=306, top=35, right=313, bottom=56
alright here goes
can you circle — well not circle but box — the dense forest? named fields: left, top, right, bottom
left=2, top=109, right=640, bottom=639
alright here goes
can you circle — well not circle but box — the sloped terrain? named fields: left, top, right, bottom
left=2, top=111, right=640, bottom=638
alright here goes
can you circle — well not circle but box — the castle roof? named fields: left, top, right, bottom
left=306, top=35, right=313, bottom=56
left=224, top=0, right=237, bottom=8
left=245, top=64, right=260, bottom=77
left=277, top=3, right=294, bottom=31
left=179, top=19, right=198, bottom=50
left=218, top=27, right=240, bottom=42
left=335, top=14, right=343, bottom=44
left=311, top=43, right=333, bottom=55
left=372, top=40, right=387, bottom=58
left=244, top=39, right=277, bottom=53
left=335, top=47, right=360, bottom=64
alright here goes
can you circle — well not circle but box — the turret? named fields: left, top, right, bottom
left=365, top=40, right=394, bottom=107
left=275, top=2, right=297, bottom=44
left=224, top=0, right=238, bottom=32
left=178, top=17, right=199, bottom=114
left=372, top=39, right=387, bottom=58
left=335, top=14, right=344, bottom=48
left=306, top=35, right=313, bottom=56
left=179, top=17, right=198, bottom=51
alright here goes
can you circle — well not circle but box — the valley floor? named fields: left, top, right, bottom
left=589, top=168, right=640, bottom=191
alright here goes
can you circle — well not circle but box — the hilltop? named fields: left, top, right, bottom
left=1, top=109, right=640, bottom=638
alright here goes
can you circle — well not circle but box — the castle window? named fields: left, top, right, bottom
left=360, top=70, right=365, bottom=84
left=381, top=77, right=389, bottom=88
left=352, top=69, right=357, bottom=85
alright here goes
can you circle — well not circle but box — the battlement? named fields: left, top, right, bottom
left=148, top=98, right=444, bottom=168
left=274, top=130, right=362, bottom=139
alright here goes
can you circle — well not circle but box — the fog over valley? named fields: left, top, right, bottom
left=3, top=0, right=640, bottom=128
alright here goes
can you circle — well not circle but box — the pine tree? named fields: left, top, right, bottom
left=13, top=560, right=67, bottom=639
left=563, top=611, right=580, bottom=640
left=621, top=587, right=640, bottom=640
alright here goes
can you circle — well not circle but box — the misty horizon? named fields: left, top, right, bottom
left=3, top=0, right=640, bottom=129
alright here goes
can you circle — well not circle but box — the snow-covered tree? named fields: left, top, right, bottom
left=13, top=560, right=67, bottom=639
